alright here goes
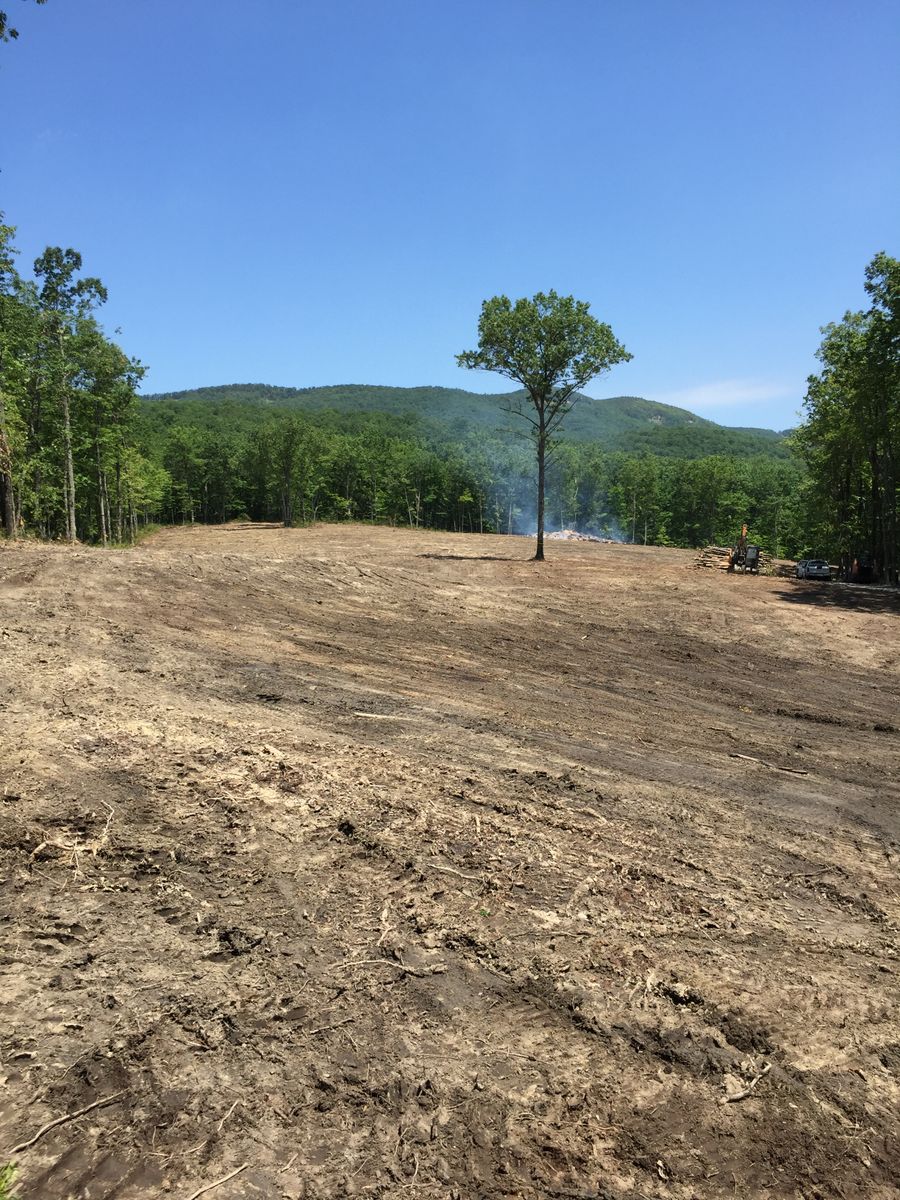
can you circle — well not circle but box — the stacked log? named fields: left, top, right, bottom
left=693, top=546, right=733, bottom=570
left=693, top=545, right=788, bottom=575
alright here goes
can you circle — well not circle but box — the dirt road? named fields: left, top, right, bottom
left=1, top=523, right=899, bottom=1199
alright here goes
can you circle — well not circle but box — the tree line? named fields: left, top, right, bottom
left=795, top=253, right=899, bottom=582
left=0, top=217, right=154, bottom=543
left=0, top=214, right=804, bottom=554
left=146, top=411, right=806, bottom=557
left=1, top=215, right=893, bottom=572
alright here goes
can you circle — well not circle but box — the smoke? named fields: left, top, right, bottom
left=602, top=518, right=627, bottom=544
left=478, top=449, right=629, bottom=543
left=512, top=506, right=537, bottom=537
left=518, top=518, right=628, bottom=544
left=513, top=507, right=628, bottom=544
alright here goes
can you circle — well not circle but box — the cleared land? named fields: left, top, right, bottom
left=1, top=523, right=899, bottom=1200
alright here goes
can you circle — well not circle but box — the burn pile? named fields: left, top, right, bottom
left=546, top=529, right=621, bottom=544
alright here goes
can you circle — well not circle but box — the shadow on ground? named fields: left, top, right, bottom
left=417, top=553, right=524, bottom=562
left=776, top=582, right=900, bottom=614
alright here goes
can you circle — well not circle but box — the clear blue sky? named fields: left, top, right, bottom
left=2, top=0, right=897, bottom=429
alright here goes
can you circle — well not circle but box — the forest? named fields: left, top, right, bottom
left=793, top=252, right=899, bottom=583
left=0, top=213, right=896, bottom=574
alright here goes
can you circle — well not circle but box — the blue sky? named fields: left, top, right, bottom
left=2, top=0, right=897, bottom=430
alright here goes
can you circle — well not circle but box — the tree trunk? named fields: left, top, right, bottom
left=0, top=399, right=16, bottom=537
left=95, top=438, right=108, bottom=546
left=61, top=388, right=77, bottom=543
left=0, top=468, right=14, bottom=538
left=534, top=416, right=546, bottom=562
left=101, top=470, right=111, bottom=544
left=0, top=332, right=21, bottom=538
left=61, top=465, right=69, bottom=540
left=0, top=455, right=14, bottom=538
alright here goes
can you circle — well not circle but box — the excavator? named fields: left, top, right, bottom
left=728, top=524, right=760, bottom=574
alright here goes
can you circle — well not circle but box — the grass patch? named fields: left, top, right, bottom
left=0, top=1164, right=18, bottom=1199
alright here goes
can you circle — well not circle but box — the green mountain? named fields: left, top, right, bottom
left=140, top=383, right=791, bottom=459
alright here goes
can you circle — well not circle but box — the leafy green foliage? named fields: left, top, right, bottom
left=142, top=383, right=789, bottom=458
left=456, top=291, right=632, bottom=558
left=138, top=403, right=802, bottom=553
left=0, top=0, right=46, bottom=43
left=0, top=215, right=148, bottom=542
left=456, top=291, right=632, bottom=408
left=3, top=212, right=805, bottom=558
left=794, top=253, right=899, bottom=580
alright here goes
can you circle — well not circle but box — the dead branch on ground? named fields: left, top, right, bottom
left=721, top=1062, right=772, bottom=1104
left=183, top=1162, right=249, bottom=1200
left=9, top=1090, right=125, bottom=1155
left=729, top=753, right=809, bottom=775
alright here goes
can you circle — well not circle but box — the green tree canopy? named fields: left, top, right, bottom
left=795, top=252, right=899, bottom=580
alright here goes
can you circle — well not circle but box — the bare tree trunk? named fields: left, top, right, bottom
left=0, top=458, right=14, bottom=538
left=61, top=388, right=77, bottom=542
left=95, top=439, right=108, bottom=546
left=0, top=399, right=16, bottom=537
left=534, top=417, right=546, bottom=562
left=114, top=454, right=123, bottom=541
left=101, top=470, right=111, bottom=544
left=0, top=336, right=17, bottom=537
left=878, top=420, right=897, bottom=583
left=61, top=464, right=69, bottom=540
left=0, top=469, right=14, bottom=537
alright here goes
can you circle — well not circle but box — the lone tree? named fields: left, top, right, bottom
left=457, top=290, right=631, bottom=560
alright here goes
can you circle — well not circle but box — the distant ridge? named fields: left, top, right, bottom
left=140, top=383, right=791, bottom=458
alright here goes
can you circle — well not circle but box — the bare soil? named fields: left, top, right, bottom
left=1, top=523, right=899, bottom=1200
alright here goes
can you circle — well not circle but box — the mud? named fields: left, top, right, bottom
left=1, top=523, right=898, bottom=1199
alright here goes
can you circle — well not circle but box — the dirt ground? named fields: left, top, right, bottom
left=1, top=523, right=899, bottom=1200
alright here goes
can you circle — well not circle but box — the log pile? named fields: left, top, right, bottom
left=693, top=546, right=733, bottom=570
left=693, top=545, right=787, bottom=575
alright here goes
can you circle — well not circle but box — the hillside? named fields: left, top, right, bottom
left=2, top=524, right=898, bottom=1198
left=141, top=383, right=792, bottom=458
